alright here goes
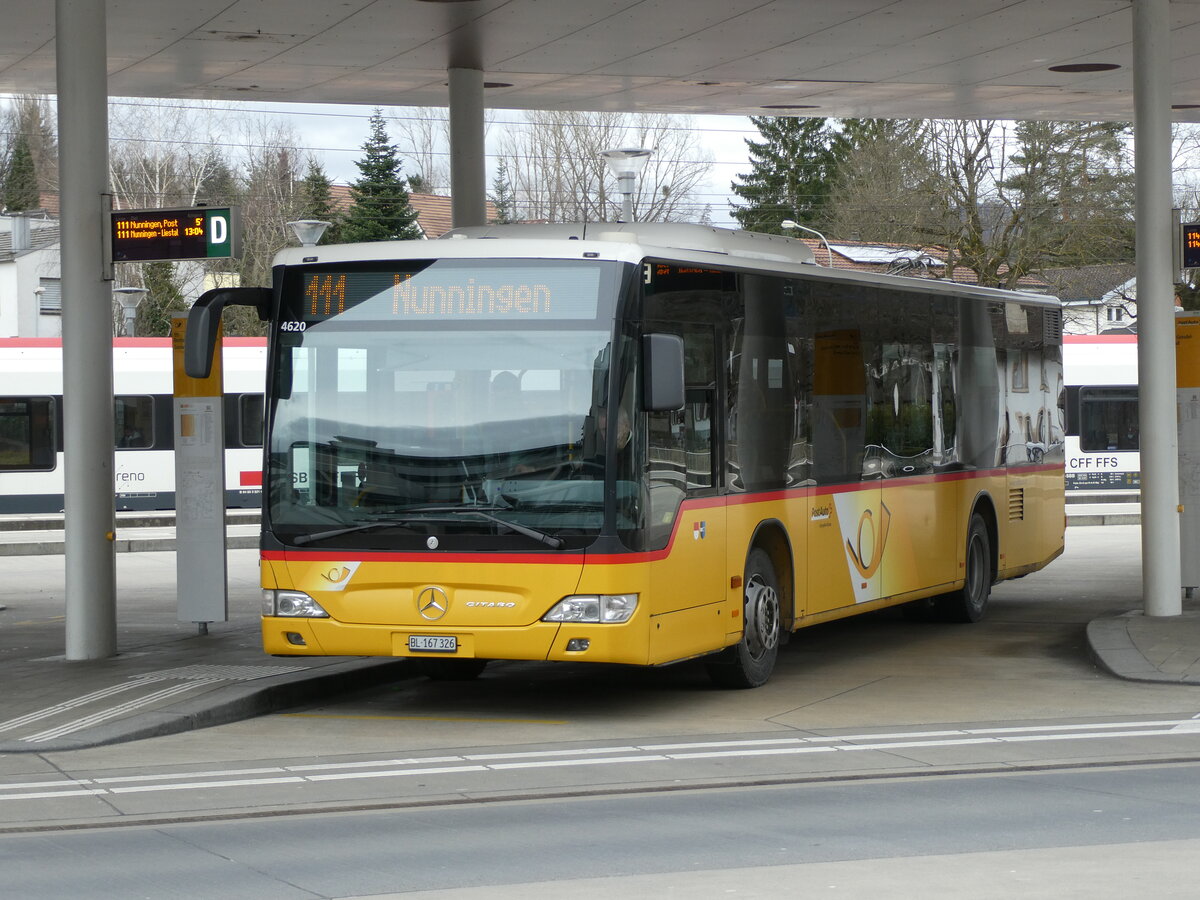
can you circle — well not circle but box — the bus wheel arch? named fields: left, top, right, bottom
left=705, top=521, right=793, bottom=689
left=936, top=495, right=997, bottom=623
left=968, top=492, right=999, bottom=584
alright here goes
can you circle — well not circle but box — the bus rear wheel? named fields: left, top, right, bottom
left=706, top=548, right=781, bottom=689
left=935, top=513, right=992, bottom=623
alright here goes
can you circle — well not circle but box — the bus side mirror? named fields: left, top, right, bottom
left=643, top=333, right=685, bottom=412
left=184, top=287, right=273, bottom=378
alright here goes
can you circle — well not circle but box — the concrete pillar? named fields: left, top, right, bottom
left=57, top=0, right=117, bottom=658
left=448, top=67, right=487, bottom=228
left=1133, top=0, right=1182, bottom=617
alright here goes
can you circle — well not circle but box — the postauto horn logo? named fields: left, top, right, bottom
left=833, top=496, right=892, bottom=603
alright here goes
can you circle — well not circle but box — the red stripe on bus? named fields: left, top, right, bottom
left=261, top=464, right=1062, bottom=567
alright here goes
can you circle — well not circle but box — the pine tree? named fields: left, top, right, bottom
left=341, top=111, right=421, bottom=242
left=490, top=159, right=518, bottom=224
left=134, top=262, right=188, bottom=337
left=730, top=117, right=840, bottom=233
left=3, top=134, right=41, bottom=212
left=297, top=160, right=342, bottom=244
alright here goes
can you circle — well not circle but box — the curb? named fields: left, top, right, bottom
left=0, top=658, right=413, bottom=753
left=1086, top=614, right=1200, bottom=685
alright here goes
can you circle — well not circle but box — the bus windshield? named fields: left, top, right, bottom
left=265, top=258, right=628, bottom=550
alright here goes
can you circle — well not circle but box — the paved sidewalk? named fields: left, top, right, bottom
left=0, top=524, right=1195, bottom=754
left=1087, top=604, right=1200, bottom=683
left=0, top=549, right=409, bottom=753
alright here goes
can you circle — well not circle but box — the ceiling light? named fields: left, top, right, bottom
left=1048, top=63, right=1121, bottom=73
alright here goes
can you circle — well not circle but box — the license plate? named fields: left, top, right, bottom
left=408, top=634, right=458, bottom=653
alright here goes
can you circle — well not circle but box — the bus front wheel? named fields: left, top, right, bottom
left=706, top=548, right=781, bottom=689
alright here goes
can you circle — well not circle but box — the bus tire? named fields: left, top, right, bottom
left=706, top=548, right=781, bottom=689
left=936, top=513, right=991, bottom=623
left=414, top=658, right=489, bottom=681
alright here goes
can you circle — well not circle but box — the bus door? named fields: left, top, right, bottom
left=873, top=296, right=956, bottom=598
left=809, top=326, right=882, bottom=613
left=645, top=323, right=726, bottom=662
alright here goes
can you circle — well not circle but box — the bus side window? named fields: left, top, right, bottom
left=0, top=397, right=57, bottom=471
left=115, top=395, right=154, bottom=449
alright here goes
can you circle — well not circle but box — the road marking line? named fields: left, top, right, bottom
left=306, top=765, right=489, bottom=782
left=94, top=767, right=288, bottom=784
left=110, top=777, right=306, bottom=794
left=0, top=788, right=110, bottom=801
left=466, top=747, right=642, bottom=761
left=6, top=719, right=1200, bottom=802
left=490, top=755, right=668, bottom=770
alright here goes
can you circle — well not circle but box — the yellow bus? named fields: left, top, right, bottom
left=187, top=223, right=1065, bottom=688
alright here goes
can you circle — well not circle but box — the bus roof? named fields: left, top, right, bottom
left=272, top=222, right=1061, bottom=309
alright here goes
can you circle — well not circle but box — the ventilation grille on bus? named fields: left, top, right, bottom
left=1009, top=487, right=1026, bottom=521
left=1044, top=307, right=1063, bottom=343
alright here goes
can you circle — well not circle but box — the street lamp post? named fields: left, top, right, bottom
left=600, top=148, right=653, bottom=223
left=113, top=286, right=148, bottom=337
left=287, top=220, right=331, bottom=247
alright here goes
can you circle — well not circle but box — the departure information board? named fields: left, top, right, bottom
left=110, top=207, right=241, bottom=262
left=1184, top=222, right=1200, bottom=269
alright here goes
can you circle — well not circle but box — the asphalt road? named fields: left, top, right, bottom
left=5, top=524, right=1200, bottom=897
left=6, top=763, right=1200, bottom=898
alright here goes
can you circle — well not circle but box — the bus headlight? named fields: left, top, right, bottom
left=542, top=594, right=638, bottom=624
left=262, top=589, right=329, bottom=618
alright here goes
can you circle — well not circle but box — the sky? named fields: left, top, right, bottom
left=212, top=101, right=756, bottom=227
left=2, top=93, right=759, bottom=225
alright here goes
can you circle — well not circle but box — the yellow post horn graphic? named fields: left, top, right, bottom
left=321, top=566, right=352, bottom=585
left=846, top=502, right=891, bottom=580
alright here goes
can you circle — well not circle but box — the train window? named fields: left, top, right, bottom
left=0, top=397, right=57, bottom=471
left=115, top=395, right=154, bottom=449
left=239, top=394, right=264, bottom=448
left=1079, top=387, right=1138, bottom=452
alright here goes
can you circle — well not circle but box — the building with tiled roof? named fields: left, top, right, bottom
left=795, top=236, right=1051, bottom=292
left=1041, top=263, right=1139, bottom=334
left=327, top=185, right=495, bottom=238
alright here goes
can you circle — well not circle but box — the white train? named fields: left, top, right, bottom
left=0, top=332, right=1135, bottom=511
left=0, top=337, right=266, bottom=514
left=1063, top=334, right=1139, bottom=494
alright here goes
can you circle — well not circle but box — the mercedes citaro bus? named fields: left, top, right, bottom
left=186, top=222, right=1065, bottom=688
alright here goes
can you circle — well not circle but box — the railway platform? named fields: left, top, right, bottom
left=0, top=523, right=1196, bottom=755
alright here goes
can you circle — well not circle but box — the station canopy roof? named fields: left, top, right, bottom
left=2, top=1, right=1199, bottom=121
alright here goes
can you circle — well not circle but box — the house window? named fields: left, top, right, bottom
left=38, top=278, right=62, bottom=315
left=1107, top=307, right=1124, bottom=323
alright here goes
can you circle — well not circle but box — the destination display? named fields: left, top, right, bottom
left=111, top=207, right=241, bottom=262
left=299, top=265, right=602, bottom=322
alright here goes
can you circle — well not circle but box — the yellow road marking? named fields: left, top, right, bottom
left=12, top=615, right=66, bottom=626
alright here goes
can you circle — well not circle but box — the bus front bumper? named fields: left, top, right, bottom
left=263, top=616, right=653, bottom=666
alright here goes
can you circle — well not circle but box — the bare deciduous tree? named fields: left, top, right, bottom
left=825, top=118, right=1135, bottom=288
left=496, top=111, right=712, bottom=223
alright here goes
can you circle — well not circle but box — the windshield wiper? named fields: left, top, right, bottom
left=292, top=518, right=419, bottom=546
left=454, top=507, right=564, bottom=549
left=291, top=506, right=563, bottom=550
